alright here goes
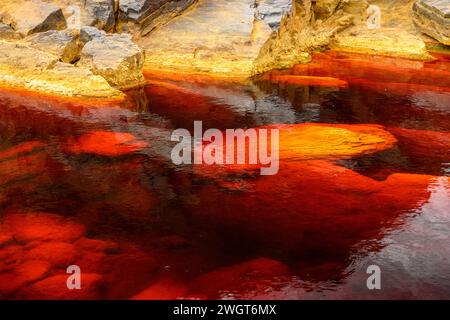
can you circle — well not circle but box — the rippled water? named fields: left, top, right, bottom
left=0, top=51, right=449, bottom=299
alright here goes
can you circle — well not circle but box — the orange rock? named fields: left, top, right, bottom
left=18, top=273, right=105, bottom=300
left=65, top=131, right=148, bottom=156
left=0, top=141, right=45, bottom=161
left=271, top=75, right=349, bottom=88
left=131, top=279, right=188, bottom=300
left=0, top=260, right=50, bottom=297
left=25, top=242, right=79, bottom=267
left=4, top=213, right=85, bottom=243
left=189, top=161, right=440, bottom=261
left=189, top=258, right=289, bottom=299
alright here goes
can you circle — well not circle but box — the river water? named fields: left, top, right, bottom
left=0, top=51, right=449, bottom=299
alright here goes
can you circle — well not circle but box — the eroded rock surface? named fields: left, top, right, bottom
left=22, top=29, right=83, bottom=63
left=78, top=33, right=146, bottom=89
left=0, top=0, right=67, bottom=36
left=413, top=0, right=450, bottom=45
left=140, top=0, right=287, bottom=76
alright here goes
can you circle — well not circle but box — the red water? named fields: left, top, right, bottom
left=0, top=51, right=449, bottom=299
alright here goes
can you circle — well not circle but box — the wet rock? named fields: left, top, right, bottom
left=0, top=0, right=67, bottom=36
left=83, top=0, right=116, bottom=32
left=0, top=22, right=21, bottom=40
left=189, top=258, right=289, bottom=299
left=19, top=273, right=105, bottom=299
left=78, top=33, right=146, bottom=89
left=22, top=30, right=83, bottom=63
left=79, top=26, right=106, bottom=44
left=132, top=278, right=188, bottom=300
left=0, top=260, right=50, bottom=296
left=25, top=242, right=79, bottom=267
left=4, top=213, right=86, bottom=244
left=413, top=0, right=450, bottom=45
left=65, top=131, right=148, bottom=156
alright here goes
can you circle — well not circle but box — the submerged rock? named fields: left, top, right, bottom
left=0, top=0, right=67, bottom=36
left=78, top=33, right=146, bottom=89
left=22, top=29, right=83, bottom=63
left=413, top=0, right=450, bottom=45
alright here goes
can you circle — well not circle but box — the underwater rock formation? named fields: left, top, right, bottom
left=413, top=0, right=450, bottom=45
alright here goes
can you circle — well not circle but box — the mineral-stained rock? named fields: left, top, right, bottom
left=78, top=33, right=146, bottom=89
left=0, top=0, right=67, bottom=36
left=413, top=0, right=450, bottom=45
left=19, top=273, right=105, bottom=299
left=0, top=22, right=21, bottom=40
left=83, top=0, right=116, bottom=32
left=65, top=131, right=148, bottom=156
left=4, top=213, right=86, bottom=244
left=331, top=28, right=435, bottom=60
left=22, top=30, right=83, bottom=63
left=79, top=25, right=106, bottom=44
left=118, top=0, right=197, bottom=36
left=140, top=0, right=285, bottom=76
left=252, top=0, right=361, bottom=75
left=0, top=40, right=59, bottom=71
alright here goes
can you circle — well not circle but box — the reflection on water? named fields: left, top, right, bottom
left=0, top=51, right=449, bottom=299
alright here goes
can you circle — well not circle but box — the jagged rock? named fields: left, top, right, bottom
left=0, top=22, right=21, bottom=40
left=314, top=0, right=341, bottom=20
left=78, top=33, right=146, bottom=89
left=118, top=0, right=196, bottom=36
left=257, top=0, right=292, bottom=29
left=80, top=26, right=106, bottom=44
left=83, top=0, right=116, bottom=32
left=0, top=0, right=67, bottom=36
left=413, top=0, right=450, bottom=45
left=253, top=0, right=360, bottom=75
left=22, top=30, right=83, bottom=63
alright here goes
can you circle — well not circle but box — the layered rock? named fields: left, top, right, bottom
left=0, top=40, right=123, bottom=99
left=22, top=30, right=83, bottom=63
left=253, top=0, right=362, bottom=75
left=78, top=33, right=146, bottom=89
left=253, top=0, right=434, bottom=75
left=331, top=28, right=434, bottom=60
left=413, top=0, right=450, bottom=45
left=82, top=0, right=116, bottom=32
left=0, top=0, right=67, bottom=36
left=118, top=0, right=197, bottom=36
left=140, top=0, right=288, bottom=76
